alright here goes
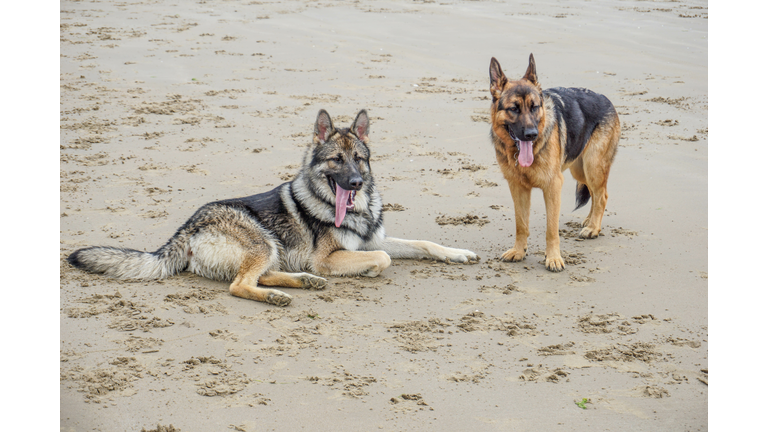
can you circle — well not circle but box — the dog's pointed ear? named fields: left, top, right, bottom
left=489, top=57, right=507, bottom=101
left=314, top=109, right=335, bottom=144
left=351, top=109, right=370, bottom=143
left=523, top=53, right=538, bottom=86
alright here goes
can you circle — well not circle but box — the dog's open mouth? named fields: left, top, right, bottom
left=507, top=125, right=534, bottom=167
left=328, top=177, right=356, bottom=227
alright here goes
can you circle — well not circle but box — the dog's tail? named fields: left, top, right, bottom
left=574, top=182, right=591, bottom=211
left=67, top=231, right=190, bottom=280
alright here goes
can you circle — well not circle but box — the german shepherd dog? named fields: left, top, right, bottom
left=488, top=54, right=620, bottom=272
left=68, top=109, right=478, bottom=306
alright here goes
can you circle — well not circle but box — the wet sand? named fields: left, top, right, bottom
left=58, top=0, right=707, bottom=430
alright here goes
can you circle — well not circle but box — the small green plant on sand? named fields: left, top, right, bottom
left=575, top=398, right=591, bottom=410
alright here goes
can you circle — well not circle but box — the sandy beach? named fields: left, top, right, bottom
left=59, top=0, right=708, bottom=430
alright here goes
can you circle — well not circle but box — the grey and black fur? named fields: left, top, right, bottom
left=68, top=109, right=478, bottom=306
left=541, top=87, right=619, bottom=210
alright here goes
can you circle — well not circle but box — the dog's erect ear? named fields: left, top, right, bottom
left=351, top=110, right=370, bottom=143
left=314, top=109, right=335, bottom=144
left=489, top=57, right=507, bottom=101
left=523, top=53, right=538, bottom=86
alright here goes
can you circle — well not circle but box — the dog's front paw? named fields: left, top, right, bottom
left=545, top=255, right=565, bottom=272
left=501, top=248, right=526, bottom=262
left=444, top=248, right=479, bottom=264
left=361, top=251, right=392, bottom=277
left=579, top=226, right=600, bottom=239
left=299, top=273, right=328, bottom=290
left=265, top=290, right=292, bottom=307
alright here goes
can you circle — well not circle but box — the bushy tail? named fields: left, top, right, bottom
left=574, top=182, right=591, bottom=211
left=67, top=234, right=189, bottom=280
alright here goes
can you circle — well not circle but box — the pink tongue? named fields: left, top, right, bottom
left=335, top=184, right=352, bottom=227
left=518, top=141, right=534, bottom=167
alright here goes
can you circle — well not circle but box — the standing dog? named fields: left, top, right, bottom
left=68, top=109, right=478, bottom=306
left=488, top=54, right=620, bottom=272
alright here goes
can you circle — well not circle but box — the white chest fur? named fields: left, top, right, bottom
left=336, top=230, right=364, bottom=251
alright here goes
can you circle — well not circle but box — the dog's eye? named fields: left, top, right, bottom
left=354, top=154, right=363, bottom=162
left=531, top=105, right=539, bottom=111
left=507, top=106, right=519, bottom=113
left=330, top=155, right=342, bottom=163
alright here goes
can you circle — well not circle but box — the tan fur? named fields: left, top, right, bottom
left=317, top=250, right=392, bottom=277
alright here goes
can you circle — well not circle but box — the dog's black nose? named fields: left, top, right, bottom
left=349, top=176, right=363, bottom=190
left=524, top=128, right=538, bottom=141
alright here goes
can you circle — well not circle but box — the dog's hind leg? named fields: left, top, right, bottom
left=186, top=205, right=293, bottom=306
left=229, top=255, right=293, bottom=307
left=569, top=159, right=593, bottom=224
left=580, top=171, right=609, bottom=239
left=579, top=122, right=619, bottom=239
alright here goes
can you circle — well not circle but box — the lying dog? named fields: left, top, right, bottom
left=68, top=109, right=478, bottom=305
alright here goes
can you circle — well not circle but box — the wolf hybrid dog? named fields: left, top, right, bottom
left=68, top=109, right=478, bottom=306
left=488, top=54, right=620, bottom=272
